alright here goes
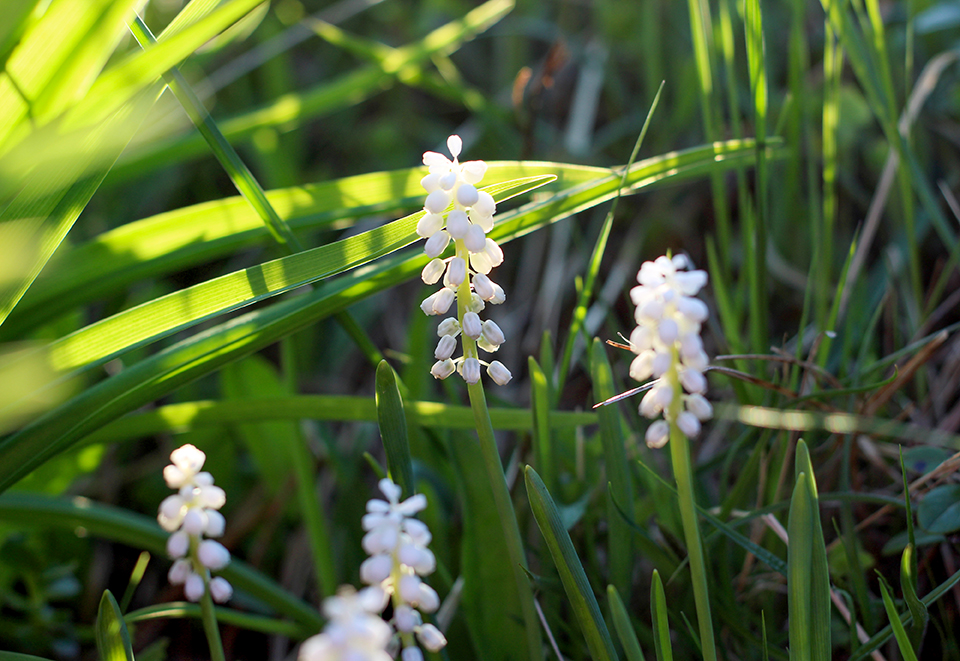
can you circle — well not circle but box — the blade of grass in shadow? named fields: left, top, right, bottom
left=608, top=586, right=647, bottom=661
left=125, top=602, right=304, bottom=638
left=0, top=492, right=324, bottom=630
left=526, top=466, right=618, bottom=661
left=529, top=356, right=555, bottom=491
left=877, top=576, right=920, bottom=661
left=650, top=570, right=672, bottom=661
left=591, top=339, right=634, bottom=595
left=899, top=447, right=927, bottom=649
left=376, top=361, right=415, bottom=497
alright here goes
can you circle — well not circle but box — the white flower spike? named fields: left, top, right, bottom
left=416, top=135, right=510, bottom=385
left=629, top=255, right=712, bottom=448
left=158, top=444, right=232, bottom=603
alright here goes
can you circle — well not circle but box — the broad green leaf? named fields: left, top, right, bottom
left=450, top=435, right=532, bottom=661
left=0, top=492, right=323, bottom=630
left=3, top=163, right=599, bottom=336
left=376, top=361, right=414, bottom=497
left=525, top=466, right=618, bottom=661
left=31, top=176, right=553, bottom=374
left=607, top=585, right=647, bottom=661
left=0, top=138, right=769, bottom=492
left=917, top=484, right=960, bottom=533
left=95, top=590, right=135, bottom=661
left=0, top=0, right=42, bottom=72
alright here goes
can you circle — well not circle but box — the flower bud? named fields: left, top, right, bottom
left=431, top=288, right=455, bottom=315
left=424, top=190, right=450, bottom=214
left=198, top=540, right=231, bottom=570
left=420, top=173, right=440, bottom=193
left=460, top=358, right=481, bottom=384
left=464, top=224, right=486, bottom=252
left=184, top=573, right=205, bottom=602
left=421, top=258, right=446, bottom=285
left=473, top=190, right=495, bottom=217
left=168, top=559, right=192, bottom=585
left=686, top=393, right=714, bottom=420
left=446, top=257, right=466, bottom=286
left=472, top=273, right=494, bottom=300
left=402, top=647, right=425, bottom=661
left=430, top=359, right=456, bottom=380
left=457, top=184, right=479, bottom=207
left=677, top=411, right=702, bottom=438
left=424, top=230, right=450, bottom=258
left=645, top=420, right=670, bottom=448
left=461, top=159, right=487, bottom=183
left=166, top=530, right=189, bottom=559
left=437, top=317, right=460, bottom=337
left=462, top=312, right=482, bottom=339
left=481, top=320, right=505, bottom=347
left=209, top=577, right=233, bottom=603
left=679, top=368, right=707, bottom=394
left=416, top=212, right=444, bottom=238
left=489, top=284, right=506, bottom=305
left=435, top=335, right=457, bottom=360
left=417, top=623, right=448, bottom=652
left=446, top=210, right=470, bottom=239
left=438, top=171, right=457, bottom=191
left=205, top=509, right=226, bottom=537
left=487, top=361, right=512, bottom=385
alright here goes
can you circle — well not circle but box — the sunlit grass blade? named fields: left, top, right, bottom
left=0, top=492, right=324, bottom=630
left=25, top=176, right=551, bottom=375
left=112, top=0, right=514, bottom=177
left=525, top=466, right=618, bottom=661
left=591, top=339, right=633, bottom=594
left=376, top=360, right=414, bottom=497
left=95, top=590, right=135, bottom=661
left=0, top=0, right=38, bottom=71
left=607, top=585, right=647, bottom=661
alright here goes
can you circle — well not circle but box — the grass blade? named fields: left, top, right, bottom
left=95, top=590, right=135, bottom=661
left=376, top=361, right=414, bottom=497
left=877, top=576, right=919, bottom=661
left=608, top=585, right=647, bottom=661
left=650, top=570, right=672, bottom=661
left=525, top=466, right=618, bottom=661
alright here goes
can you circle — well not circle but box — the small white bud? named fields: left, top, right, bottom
left=421, top=258, right=446, bottom=285
left=424, top=190, right=450, bottom=214
left=430, top=359, right=456, bottom=380
left=166, top=530, right=190, bottom=559
left=402, top=647, right=425, bottom=661
left=424, top=230, right=450, bottom=258
left=416, top=212, right=445, bottom=238
left=629, top=351, right=654, bottom=382
left=481, top=320, right=505, bottom=347
left=489, top=284, right=506, bottom=305
left=686, top=394, right=713, bottom=420
left=630, top=325, right=654, bottom=352
left=651, top=351, right=672, bottom=378
left=198, top=540, right=231, bottom=570
left=467, top=292, right=486, bottom=312
left=645, top=420, right=670, bottom=448
left=205, top=509, right=226, bottom=537
left=184, top=573, right=205, bottom=602
left=445, top=210, right=470, bottom=239
left=360, top=554, right=394, bottom=584
left=472, top=273, right=494, bottom=300
left=427, top=288, right=454, bottom=315
left=471, top=211, right=494, bottom=233
left=460, top=358, right=481, bottom=384
left=435, top=335, right=457, bottom=360
left=679, top=368, right=707, bottom=395
left=462, top=312, right=482, bottom=339
left=677, top=411, right=702, bottom=438
left=398, top=574, right=423, bottom=604
left=437, top=317, right=460, bottom=337
left=464, top=224, right=486, bottom=252
left=470, top=250, right=493, bottom=274
left=473, top=190, right=495, bottom=217
left=487, top=361, right=512, bottom=385
left=168, top=559, right=191, bottom=585
left=417, top=583, right=441, bottom=612
left=394, top=605, right=419, bottom=632
left=483, top=238, right=503, bottom=267
left=446, top=257, right=466, bottom=286
left=658, top=318, right=679, bottom=344
left=446, top=134, right=462, bottom=158
left=461, top=160, right=487, bottom=184
left=417, top=624, right=448, bottom=652
left=197, top=485, right=226, bottom=510
left=209, top=577, right=233, bottom=603
left=438, top=171, right=457, bottom=191
left=456, top=184, right=479, bottom=207
left=420, top=173, right=441, bottom=193
left=677, top=296, right=709, bottom=323
left=182, top=508, right=206, bottom=536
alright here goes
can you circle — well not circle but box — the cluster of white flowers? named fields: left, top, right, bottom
left=629, top=255, right=713, bottom=448
left=299, top=478, right=446, bottom=661
left=157, top=444, right=233, bottom=603
left=416, top=135, right=512, bottom=386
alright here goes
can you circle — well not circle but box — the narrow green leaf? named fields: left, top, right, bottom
left=877, top=576, right=920, bottom=661
left=96, top=590, right=135, bottom=661
left=124, top=602, right=305, bottom=638
left=795, top=440, right=832, bottom=661
left=376, top=361, right=414, bottom=497
left=650, top=570, right=672, bottom=661
left=0, top=0, right=42, bottom=72
left=608, top=585, right=647, bottom=661
left=525, top=466, right=618, bottom=661
left=787, top=473, right=813, bottom=661
left=591, top=339, right=633, bottom=594
left=529, top=356, right=553, bottom=490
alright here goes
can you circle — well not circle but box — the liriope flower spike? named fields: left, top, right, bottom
left=360, top=478, right=447, bottom=661
left=298, top=587, right=393, bottom=661
left=416, top=135, right=511, bottom=386
left=629, top=255, right=713, bottom=448
left=157, top=444, right=233, bottom=603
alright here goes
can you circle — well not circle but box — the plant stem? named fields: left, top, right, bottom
left=198, top=586, right=227, bottom=661
left=666, top=351, right=716, bottom=661
left=455, top=241, right=540, bottom=661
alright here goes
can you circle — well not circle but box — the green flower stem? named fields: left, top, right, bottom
left=454, top=241, right=540, bottom=661
left=188, top=539, right=226, bottom=661
left=665, top=350, right=716, bottom=661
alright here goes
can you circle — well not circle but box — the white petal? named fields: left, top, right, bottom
left=420, top=173, right=441, bottom=193
left=686, top=394, right=713, bottom=420
left=470, top=250, right=493, bottom=274
left=473, top=190, right=495, bottom=217
left=487, top=360, right=512, bottom=385
left=417, top=623, right=447, bottom=652
left=645, top=420, right=670, bottom=448
left=456, top=184, right=479, bottom=207
left=446, top=135, right=462, bottom=158
left=435, top=334, right=457, bottom=360
left=445, top=210, right=470, bottom=239
left=198, top=540, right=231, bottom=570
left=437, top=317, right=460, bottom=337
left=446, top=257, right=466, bottom=286
left=677, top=411, right=702, bottom=437
left=462, top=312, right=482, bottom=339
left=416, top=213, right=444, bottom=238
left=424, top=190, right=450, bottom=214
left=184, top=572, right=205, bottom=601
left=461, top=160, right=487, bottom=184
left=460, top=358, right=481, bottom=384
left=424, top=230, right=450, bottom=258
left=209, top=577, right=233, bottom=603
left=463, top=224, right=486, bottom=252
left=167, top=530, right=190, bottom=559
left=679, top=368, right=707, bottom=394
left=483, top=238, right=503, bottom=267
left=472, top=273, right=494, bottom=300
left=421, top=258, right=446, bottom=285
left=431, top=288, right=455, bottom=315
left=431, top=359, right=456, bottom=380
left=360, top=555, right=393, bottom=584
left=481, top=320, right=505, bottom=346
